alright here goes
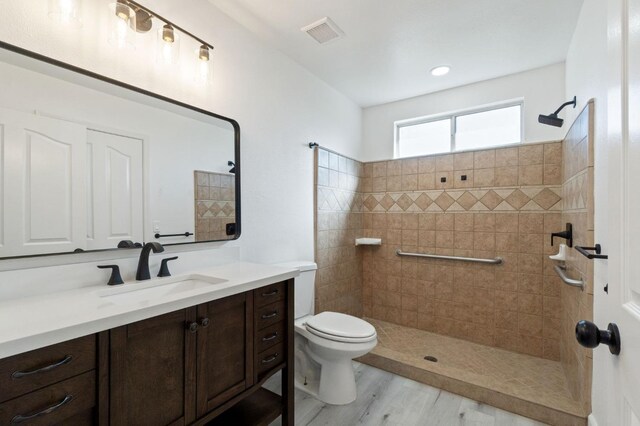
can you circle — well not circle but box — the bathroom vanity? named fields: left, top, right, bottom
left=0, top=267, right=295, bottom=426
left=0, top=25, right=299, bottom=426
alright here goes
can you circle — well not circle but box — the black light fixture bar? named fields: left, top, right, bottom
left=125, top=0, right=214, bottom=50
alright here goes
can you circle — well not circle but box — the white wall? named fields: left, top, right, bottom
left=361, top=63, right=567, bottom=162
left=0, top=0, right=361, bottom=282
left=563, top=0, right=610, bottom=423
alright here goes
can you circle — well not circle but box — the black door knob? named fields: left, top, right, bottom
left=575, top=320, right=621, bottom=355
left=186, top=322, right=199, bottom=333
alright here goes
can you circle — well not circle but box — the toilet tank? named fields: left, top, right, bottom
left=274, top=261, right=317, bottom=319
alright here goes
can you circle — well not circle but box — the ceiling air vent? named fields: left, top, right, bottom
left=301, top=17, right=344, bottom=44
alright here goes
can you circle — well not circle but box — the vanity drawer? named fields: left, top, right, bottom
left=255, top=321, right=285, bottom=353
left=256, top=343, right=284, bottom=379
left=0, top=370, right=96, bottom=426
left=0, top=335, right=96, bottom=403
left=254, top=281, right=285, bottom=308
left=255, top=300, right=285, bottom=331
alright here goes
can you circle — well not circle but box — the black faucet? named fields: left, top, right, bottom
left=551, top=223, right=573, bottom=247
left=136, top=242, right=165, bottom=281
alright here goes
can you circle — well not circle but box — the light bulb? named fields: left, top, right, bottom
left=48, top=0, right=82, bottom=26
left=195, top=56, right=213, bottom=85
left=108, top=1, right=136, bottom=49
left=162, top=24, right=175, bottom=43
left=157, top=25, right=180, bottom=65
left=198, top=45, right=210, bottom=62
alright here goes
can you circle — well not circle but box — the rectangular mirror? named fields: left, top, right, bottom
left=0, top=42, right=240, bottom=260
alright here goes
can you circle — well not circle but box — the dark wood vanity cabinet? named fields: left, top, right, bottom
left=0, top=279, right=293, bottom=426
left=106, top=278, right=292, bottom=426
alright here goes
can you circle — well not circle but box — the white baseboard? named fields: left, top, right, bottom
left=588, top=413, right=598, bottom=426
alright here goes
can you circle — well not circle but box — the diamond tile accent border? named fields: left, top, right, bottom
left=362, top=187, right=562, bottom=213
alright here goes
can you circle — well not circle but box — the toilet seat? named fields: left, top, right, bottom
left=305, top=312, right=377, bottom=343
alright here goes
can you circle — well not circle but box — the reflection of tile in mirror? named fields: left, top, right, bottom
left=194, top=170, right=236, bottom=241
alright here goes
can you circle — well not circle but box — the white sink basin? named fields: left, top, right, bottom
left=99, top=276, right=227, bottom=306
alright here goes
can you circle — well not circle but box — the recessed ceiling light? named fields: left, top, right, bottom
left=430, top=65, right=450, bottom=76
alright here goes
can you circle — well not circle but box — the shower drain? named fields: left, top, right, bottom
left=424, top=355, right=438, bottom=362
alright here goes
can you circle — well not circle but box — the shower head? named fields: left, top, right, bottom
left=227, top=160, right=236, bottom=174
left=538, top=96, right=577, bottom=127
left=538, top=113, right=564, bottom=127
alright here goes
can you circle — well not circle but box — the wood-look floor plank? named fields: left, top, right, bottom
left=266, top=363, right=548, bottom=426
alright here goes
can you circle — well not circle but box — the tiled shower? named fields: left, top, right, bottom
left=314, top=103, right=594, bottom=426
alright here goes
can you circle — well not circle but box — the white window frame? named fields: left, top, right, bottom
left=393, top=99, right=525, bottom=158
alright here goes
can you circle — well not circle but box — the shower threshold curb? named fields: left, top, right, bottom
left=358, top=352, right=587, bottom=426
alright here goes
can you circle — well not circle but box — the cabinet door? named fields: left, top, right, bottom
left=196, top=292, right=253, bottom=417
left=110, top=308, right=196, bottom=426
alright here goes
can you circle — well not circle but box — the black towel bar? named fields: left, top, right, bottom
left=155, top=232, right=194, bottom=239
left=575, top=244, right=608, bottom=260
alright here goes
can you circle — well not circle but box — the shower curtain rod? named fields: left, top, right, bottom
left=308, top=142, right=361, bottom=163
left=396, top=249, right=503, bottom=265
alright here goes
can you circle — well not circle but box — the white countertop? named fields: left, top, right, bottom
left=0, top=262, right=299, bottom=359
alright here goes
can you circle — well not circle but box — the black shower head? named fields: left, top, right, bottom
left=538, top=96, right=577, bottom=127
left=538, top=113, right=564, bottom=127
left=227, top=160, right=236, bottom=174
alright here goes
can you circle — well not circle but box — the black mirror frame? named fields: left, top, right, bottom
left=0, top=40, right=241, bottom=261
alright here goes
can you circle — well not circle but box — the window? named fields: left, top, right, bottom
left=394, top=102, right=523, bottom=158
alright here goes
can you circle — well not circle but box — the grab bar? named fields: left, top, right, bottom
left=553, top=264, right=585, bottom=291
left=395, top=249, right=503, bottom=265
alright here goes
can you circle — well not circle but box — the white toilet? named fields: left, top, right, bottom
left=276, top=261, right=377, bottom=405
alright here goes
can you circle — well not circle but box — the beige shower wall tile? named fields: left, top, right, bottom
left=519, top=144, right=544, bottom=165
left=495, top=147, right=519, bottom=166
left=454, top=152, right=475, bottom=170
left=474, top=149, right=496, bottom=169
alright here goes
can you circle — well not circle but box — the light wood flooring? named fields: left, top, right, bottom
left=266, top=363, right=547, bottom=426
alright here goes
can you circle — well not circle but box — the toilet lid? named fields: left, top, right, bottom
left=305, top=312, right=376, bottom=341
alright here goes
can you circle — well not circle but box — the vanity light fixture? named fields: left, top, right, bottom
left=430, top=65, right=450, bottom=76
left=104, top=0, right=215, bottom=77
left=48, top=0, right=82, bottom=26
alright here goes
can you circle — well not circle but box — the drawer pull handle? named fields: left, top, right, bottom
left=261, top=354, right=279, bottom=364
left=262, top=332, right=278, bottom=342
left=262, top=289, right=279, bottom=297
left=261, top=311, right=278, bottom=319
left=11, top=355, right=73, bottom=379
left=11, top=395, right=73, bottom=424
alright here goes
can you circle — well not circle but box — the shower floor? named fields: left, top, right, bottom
left=359, top=318, right=588, bottom=426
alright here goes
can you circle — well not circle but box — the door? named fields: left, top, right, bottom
left=0, top=108, right=86, bottom=257
left=598, top=0, right=640, bottom=424
left=196, top=292, right=253, bottom=417
left=110, top=308, right=197, bottom=425
left=86, top=129, right=143, bottom=250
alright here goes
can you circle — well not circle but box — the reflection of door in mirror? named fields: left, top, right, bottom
left=86, top=130, right=143, bottom=250
left=194, top=171, right=235, bottom=241
left=0, top=108, right=87, bottom=257
left=0, top=108, right=144, bottom=257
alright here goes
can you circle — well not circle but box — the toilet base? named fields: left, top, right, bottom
left=316, top=357, right=357, bottom=405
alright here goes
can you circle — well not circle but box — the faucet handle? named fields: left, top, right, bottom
left=158, top=256, right=179, bottom=277
left=98, top=265, right=124, bottom=286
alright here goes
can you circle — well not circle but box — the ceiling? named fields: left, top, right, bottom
left=210, top=0, right=584, bottom=107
